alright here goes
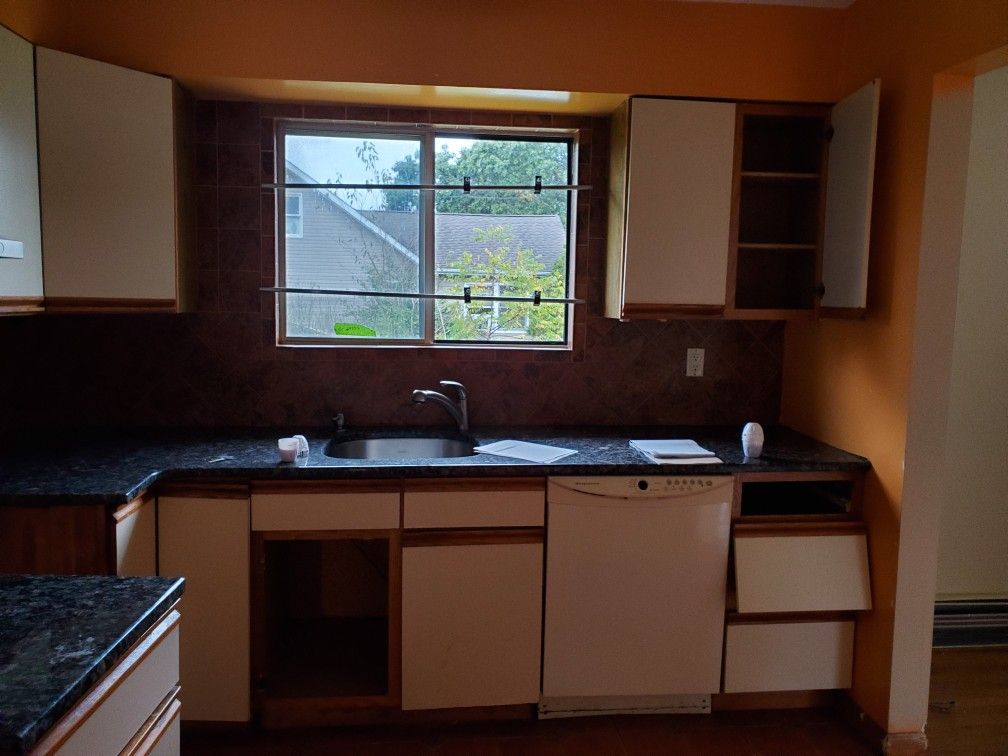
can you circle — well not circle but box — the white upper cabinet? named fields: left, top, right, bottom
left=35, top=47, right=193, bottom=312
left=606, top=97, right=736, bottom=319
left=0, top=25, right=44, bottom=313
left=821, top=79, right=880, bottom=312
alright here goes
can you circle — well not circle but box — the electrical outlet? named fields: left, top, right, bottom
left=686, top=348, right=705, bottom=377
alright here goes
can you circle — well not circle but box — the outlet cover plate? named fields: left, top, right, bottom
left=686, top=348, right=705, bottom=377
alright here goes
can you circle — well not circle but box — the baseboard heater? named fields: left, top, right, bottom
left=538, top=694, right=711, bottom=719
left=933, top=599, right=1008, bottom=647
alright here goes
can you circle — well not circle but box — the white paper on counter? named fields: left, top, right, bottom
left=637, top=454, right=724, bottom=465
left=474, top=440, right=578, bottom=463
left=629, top=439, right=717, bottom=458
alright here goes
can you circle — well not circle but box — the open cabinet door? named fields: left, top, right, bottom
left=821, top=79, right=880, bottom=315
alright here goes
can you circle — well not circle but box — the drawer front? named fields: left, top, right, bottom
left=58, top=623, right=179, bottom=756
left=723, top=620, right=854, bottom=693
left=251, top=492, right=400, bottom=531
left=404, top=489, right=544, bottom=529
left=733, top=531, right=871, bottom=613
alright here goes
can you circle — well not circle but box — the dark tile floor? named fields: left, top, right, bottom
left=183, top=707, right=874, bottom=755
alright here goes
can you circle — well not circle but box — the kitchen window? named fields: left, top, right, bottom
left=273, top=121, right=577, bottom=347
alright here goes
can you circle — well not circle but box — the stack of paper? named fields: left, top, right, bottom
left=629, top=439, right=723, bottom=465
left=474, top=440, right=578, bottom=463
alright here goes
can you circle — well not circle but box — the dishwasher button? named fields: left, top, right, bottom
left=637, top=480, right=648, bottom=491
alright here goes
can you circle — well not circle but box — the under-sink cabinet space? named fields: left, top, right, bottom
left=253, top=534, right=399, bottom=712
left=723, top=619, right=854, bottom=693
left=401, top=532, right=544, bottom=711
left=732, top=522, right=871, bottom=614
left=403, top=478, right=545, bottom=529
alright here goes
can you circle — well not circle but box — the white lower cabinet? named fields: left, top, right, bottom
left=36, top=610, right=181, bottom=755
left=401, top=541, right=543, bottom=710
left=723, top=620, right=855, bottom=693
left=158, top=494, right=250, bottom=722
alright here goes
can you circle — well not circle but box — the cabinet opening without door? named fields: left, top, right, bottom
left=252, top=531, right=401, bottom=719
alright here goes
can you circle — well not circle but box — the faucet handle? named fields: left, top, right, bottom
left=439, top=380, right=467, bottom=400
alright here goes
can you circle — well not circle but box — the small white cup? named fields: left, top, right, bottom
left=278, top=437, right=299, bottom=462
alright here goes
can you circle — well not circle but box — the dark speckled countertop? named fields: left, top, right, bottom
left=0, top=425, right=869, bottom=506
left=0, top=575, right=185, bottom=753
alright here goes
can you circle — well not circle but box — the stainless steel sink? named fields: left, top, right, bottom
left=324, top=436, right=476, bottom=460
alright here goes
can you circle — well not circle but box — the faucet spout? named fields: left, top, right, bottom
left=411, top=381, right=469, bottom=432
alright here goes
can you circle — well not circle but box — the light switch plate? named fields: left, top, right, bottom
left=0, top=239, right=25, bottom=259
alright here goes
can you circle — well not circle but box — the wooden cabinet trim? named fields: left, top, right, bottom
left=726, top=610, right=857, bottom=625
left=43, top=297, right=178, bottom=313
left=252, top=480, right=402, bottom=495
left=120, top=686, right=180, bottom=756
left=403, top=477, right=544, bottom=493
left=0, top=296, right=44, bottom=314
left=733, top=521, right=865, bottom=538
left=620, top=303, right=725, bottom=319
left=31, top=608, right=180, bottom=755
left=403, top=528, right=544, bottom=547
left=113, top=493, right=154, bottom=523
left=156, top=482, right=249, bottom=499
left=736, top=471, right=861, bottom=483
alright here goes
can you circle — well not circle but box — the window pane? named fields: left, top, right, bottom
left=283, top=185, right=421, bottom=340
left=432, top=190, right=568, bottom=343
left=283, top=132, right=422, bottom=340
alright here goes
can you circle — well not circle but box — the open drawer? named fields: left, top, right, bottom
left=733, top=522, right=871, bottom=614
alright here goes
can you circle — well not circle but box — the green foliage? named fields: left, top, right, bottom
left=434, top=226, right=565, bottom=342
left=384, top=141, right=568, bottom=220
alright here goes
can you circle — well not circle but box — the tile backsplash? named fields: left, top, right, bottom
left=0, top=100, right=783, bottom=430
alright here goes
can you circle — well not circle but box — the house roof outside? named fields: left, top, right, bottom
left=363, top=210, right=567, bottom=272
left=286, top=160, right=567, bottom=273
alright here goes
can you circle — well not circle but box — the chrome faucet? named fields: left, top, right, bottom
left=411, top=380, right=469, bottom=432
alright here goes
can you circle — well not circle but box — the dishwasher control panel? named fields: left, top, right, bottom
left=549, top=476, right=733, bottom=498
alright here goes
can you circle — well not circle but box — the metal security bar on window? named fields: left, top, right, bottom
left=262, top=175, right=591, bottom=193
left=261, top=286, right=584, bottom=306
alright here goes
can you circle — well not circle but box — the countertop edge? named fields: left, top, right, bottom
left=7, top=577, right=185, bottom=754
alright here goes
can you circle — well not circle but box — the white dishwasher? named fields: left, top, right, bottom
left=541, top=476, right=732, bottom=718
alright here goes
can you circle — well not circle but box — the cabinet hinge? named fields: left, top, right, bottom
left=824, top=126, right=835, bottom=142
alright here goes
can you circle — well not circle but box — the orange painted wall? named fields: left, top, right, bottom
left=0, top=0, right=844, bottom=102
left=781, top=0, right=1008, bottom=731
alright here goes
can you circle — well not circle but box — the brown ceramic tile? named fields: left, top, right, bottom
left=261, top=102, right=305, bottom=119
left=430, top=109, right=471, bottom=125
left=261, top=118, right=277, bottom=150
left=513, top=113, right=553, bottom=128
left=196, top=187, right=218, bottom=229
left=197, top=228, right=219, bottom=270
left=220, top=269, right=263, bottom=313
left=388, top=107, right=431, bottom=124
left=261, top=192, right=276, bottom=236
left=473, top=111, right=514, bottom=127
left=304, top=103, right=347, bottom=121
left=218, top=187, right=260, bottom=230
left=219, top=229, right=261, bottom=272
left=218, top=143, right=260, bottom=187
left=261, top=151, right=275, bottom=184
left=194, top=143, right=218, bottom=186
left=346, top=105, right=390, bottom=122
left=193, top=100, right=217, bottom=143
left=217, top=101, right=260, bottom=145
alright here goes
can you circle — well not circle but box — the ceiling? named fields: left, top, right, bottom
left=676, top=0, right=853, bottom=6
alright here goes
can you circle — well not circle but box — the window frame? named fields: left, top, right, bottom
left=274, top=119, right=578, bottom=350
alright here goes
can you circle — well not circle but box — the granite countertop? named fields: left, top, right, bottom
left=0, top=425, right=870, bottom=506
left=0, top=575, right=185, bottom=753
